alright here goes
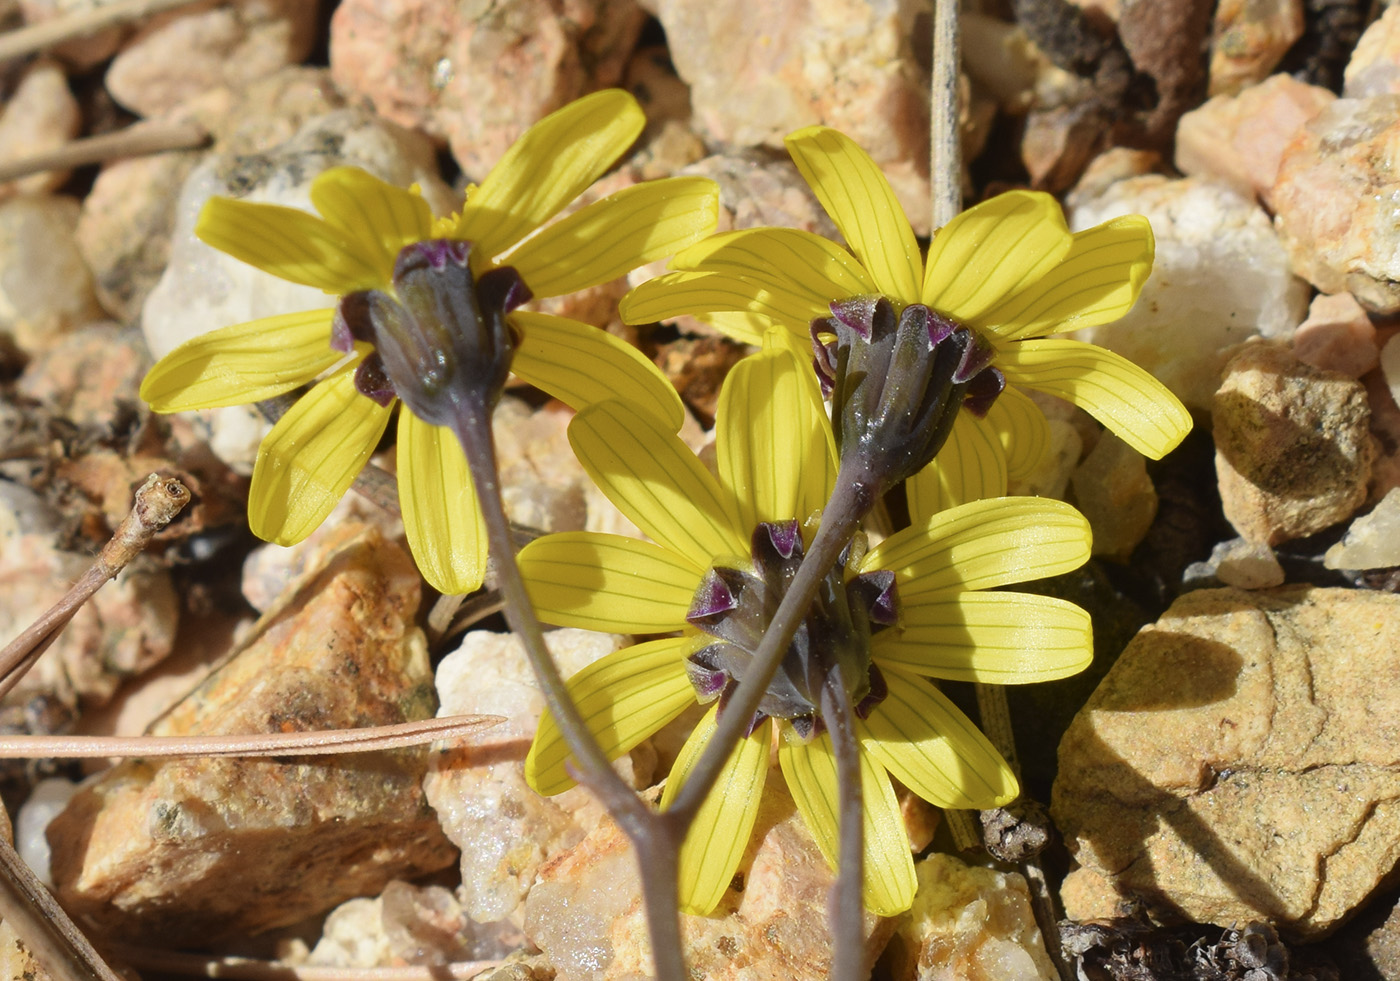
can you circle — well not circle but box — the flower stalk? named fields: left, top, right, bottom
left=448, top=392, right=690, bottom=981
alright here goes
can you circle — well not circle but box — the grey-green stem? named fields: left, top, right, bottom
left=822, top=659, right=865, bottom=981
left=447, top=397, right=688, bottom=981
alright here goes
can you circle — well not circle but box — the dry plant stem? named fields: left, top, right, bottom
left=0, top=0, right=209, bottom=62
left=0, top=714, right=501, bottom=759
left=930, top=0, right=962, bottom=228
left=928, top=0, right=987, bottom=855
left=1022, top=857, right=1072, bottom=978
left=110, top=946, right=502, bottom=980
left=0, top=119, right=209, bottom=184
left=447, top=397, right=688, bottom=981
left=822, top=664, right=865, bottom=981
left=0, top=474, right=189, bottom=700
left=0, top=836, right=125, bottom=981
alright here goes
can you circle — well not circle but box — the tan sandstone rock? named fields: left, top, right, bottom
left=1207, top=0, right=1303, bottom=96
left=1054, top=586, right=1400, bottom=939
left=1214, top=342, right=1373, bottom=545
left=48, top=526, right=456, bottom=943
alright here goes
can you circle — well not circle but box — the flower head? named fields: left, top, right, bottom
left=621, top=126, right=1192, bottom=524
left=519, top=335, right=1095, bottom=916
left=141, top=90, right=720, bottom=594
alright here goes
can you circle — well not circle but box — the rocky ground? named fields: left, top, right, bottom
left=2, top=0, right=1400, bottom=978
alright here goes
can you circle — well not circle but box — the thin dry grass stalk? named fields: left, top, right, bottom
left=0, top=836, right=125, bottom=981
left=0, top=473, right=190, bottom=700
left=0, top=714, right=506, bottom=759
left=0, top=119, right=210, bottom=184
left=0, top=0, right=212, bottom=63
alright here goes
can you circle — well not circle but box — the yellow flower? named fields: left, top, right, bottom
left=141, top=90, right=719, bottom=595
left=518, top=336, right=1094, bottom=916
left=622, top=126, right=1192, bottom=525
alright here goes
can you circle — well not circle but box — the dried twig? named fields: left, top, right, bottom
left=930, top=0, right=962, bottom=228
left=929, top=0, right=998, bottom=857
left=0, top=0, right=211, bottom=63
left=0, top=119, right=210, bottom=184
left=0, top=714, right=502, bottom=759
left=0, top=836, right=125, bottom=981
left=0, top=473, right=190, bottom=700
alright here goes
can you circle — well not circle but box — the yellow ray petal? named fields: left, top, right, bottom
left=784, top=126, right=922, bottom=303
left=518, top=532, right=703, bottom=633
left=673, top=227, right=876, bottom=306
left=660, top=707, right=769, bottom=915
left=777, top=728, right=917, bottom=916
left=510, top=311, right=684, bottom=432
left=979, top=214, right=1154, bottom=340
left=906, top=410, right=1008, bottom=525
left=872, top=590, right=1092, bottom=683
left=397, top=412, right=487, bottom=596
left=526, top=636, right=699, bottom=795
left=248, top=363, right=392, bottom=545
left=858, top=670, right=1018, bottom=809
left=861, top=497, right=1091, bottom=596
left=697, top=310, right=772, bottom=346
left=504, top=177, right=719, bottom=298
left=455, top=90, right=645, bottom=259
left=996, top=338, right=1192, bottom=459
left=140, top=309, right=339, bottom=411
left=196, top=196, right=382, bottom=294
left=986, top=385, right=1051, bottom=482
left=308, top=166, right=435, bottom=284
left=621, top=269, right=826, bottom=331
left=569, top=400, right=747, bottom=566
left=922, top=190, right=1073, bottom=324
left=715, top=342, right=835, bottom=531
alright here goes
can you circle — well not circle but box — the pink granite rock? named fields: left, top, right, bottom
left=105, top=0, right=319, bottom=118
left=1272, top=95, right=1400, bottom=313
left=1214, top=342, right=1373, bottom=546
left=523, top=782, right=897, bottom=981
left=0, top=194, right=104, bottom=352
left=1344, top=3, right=1400, bottom=97
left=1207, top=0, right=1303, bottom=96
left=1291, top=292, right=1379, bottom=379
left=1055, top=586, right=1400, bottom=940
left=0, top=482, right=177, bottom=713
left=1175, top=73, right=1334, bottom=206
left=651, top=0, right=934, bottom=232
left=47, top=527, right=457, bottom=943
left=329, top=0, right=646, bottom=178
left=15, top=323, right=149, bottom=426
left=0, top=60, right=80, bottom=200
